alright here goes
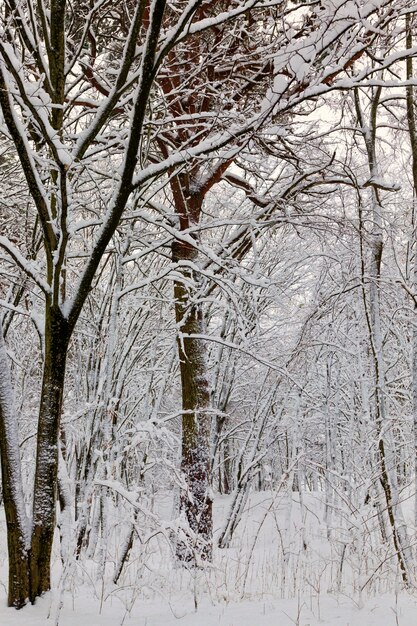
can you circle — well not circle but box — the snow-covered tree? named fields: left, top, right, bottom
left=0, top=0, right=416, bottom=608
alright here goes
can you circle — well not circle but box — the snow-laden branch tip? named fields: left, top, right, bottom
left=0, top=237, right=50, bottom=295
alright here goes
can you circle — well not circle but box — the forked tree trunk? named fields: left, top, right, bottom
left=0, top=0, right=168, bottom=607
left=0, top=319, right=31, bottom=608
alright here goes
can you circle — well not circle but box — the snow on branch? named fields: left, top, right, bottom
left=0, top=237, right=50, bottom=294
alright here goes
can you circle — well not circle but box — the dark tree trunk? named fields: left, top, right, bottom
left=214, top=416, right=232, bottom=495
left=29, top=306, right=69, bottom=601
left=173, top=239, right=213, bottom=562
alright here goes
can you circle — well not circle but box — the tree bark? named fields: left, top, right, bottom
left=29, top=305, right=69, bottom=600
left=173, top=238, right=213, bottom=562
left=0, top=319, right=30, bottom=608
left=355, top=88, right=411, bottom=584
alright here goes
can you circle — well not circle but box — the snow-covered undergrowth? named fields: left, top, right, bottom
left=2, top=489, right=417, bottom=625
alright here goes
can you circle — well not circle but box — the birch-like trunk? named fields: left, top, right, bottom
left=355, top=89, right=411, bottom=583
left=218, top=383, right=275, bottom=548
left=211, top=321, right=236, bottom=496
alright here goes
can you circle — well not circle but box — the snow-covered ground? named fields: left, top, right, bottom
left=2, top=490, right=417, bottom=625
left=4, top=590, right=417, bottom=626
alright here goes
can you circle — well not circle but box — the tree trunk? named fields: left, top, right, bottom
left=30, top=306, right=69, bottom=600
left=0, top=320, right=31, bottom=608
left=173, top=238, right=213, bottom=562
left=355, top=87, right=411, bottom=584
left=405, top=13, right=417, bottom=531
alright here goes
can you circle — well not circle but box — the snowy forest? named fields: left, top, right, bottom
left=4, top=1, right=417, bottom=624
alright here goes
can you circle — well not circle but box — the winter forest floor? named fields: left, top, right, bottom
left=2, top=492, right=417, bottom=625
